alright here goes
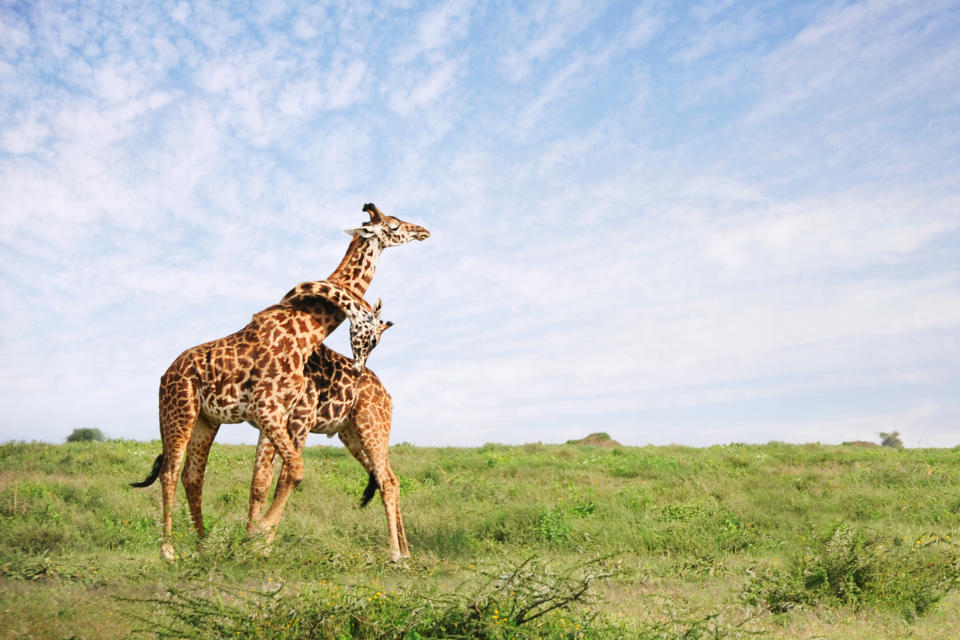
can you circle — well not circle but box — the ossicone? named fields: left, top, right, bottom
left=362, top=202, right=385, bottom=221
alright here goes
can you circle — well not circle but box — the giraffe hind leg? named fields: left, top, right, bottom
left=158, top=370, right=200, bottom=561
left=181, top=415, right=220, bottom=539
left=248, top=432, right=279, bottom=533
left=159, top=432, right=191, bottom=561
left=396, top=497, right=409, bottom=558
left=341, top=420, right=408, bottom=560
left=374, top=461, right=405, bottom=561
left=338, top=428, right=377, bottom=507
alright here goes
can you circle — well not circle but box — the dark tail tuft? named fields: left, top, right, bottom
left=130, top=454, right=163, bottom=488
left=360, top=471, right=379, bottom=507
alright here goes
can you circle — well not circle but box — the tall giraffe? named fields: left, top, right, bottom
left=137, top=280, right=381, bottom=560
left=250, top=343, right=409, bottom=560
left=132, top=204, right=428, bottom=560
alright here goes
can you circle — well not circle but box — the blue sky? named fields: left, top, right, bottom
left=1, top=0, right=958, bottom=447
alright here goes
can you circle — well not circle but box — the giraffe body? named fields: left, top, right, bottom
left=156, top=284, right=374, bottom=560
left=133, top=204, right=428, bottom=561
left=248, top=344, right=409, bottom=560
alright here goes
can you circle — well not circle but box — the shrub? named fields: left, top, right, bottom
left=743, top=522, right=960, bottom=619
left=66, top=428, right=105, bottom=443
left=535, top=507, right=572, bottom=542
left=878, top=431, right=903, bottom=448
left=125, top=556, right=621, bottom=639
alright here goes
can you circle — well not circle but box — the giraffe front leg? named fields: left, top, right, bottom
left=252, top=406, right=305, bottom=536
left=263, top=413, right=312, bottom=543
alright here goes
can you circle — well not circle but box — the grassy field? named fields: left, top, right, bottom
left=1, top=438, right=959, bottom=639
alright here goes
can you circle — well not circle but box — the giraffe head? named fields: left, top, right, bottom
left=344, top=203, right=430, bottom=247
left=349, top=298, right=393, bottom=373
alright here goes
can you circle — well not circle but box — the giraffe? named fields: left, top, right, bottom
left=131, top=204, right=428, bottom=560
left=136, top=280, right=378, bottom=560
left=247, top=336, right=409, bottom=560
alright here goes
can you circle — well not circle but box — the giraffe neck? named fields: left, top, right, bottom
left=326, top=234, right=383, bottom=299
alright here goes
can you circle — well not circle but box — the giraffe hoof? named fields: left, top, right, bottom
left=161, top=542, right=175, bottom=562
left=249, top=522, right=277, bottom=544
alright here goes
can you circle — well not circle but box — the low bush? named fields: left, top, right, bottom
left=66, top=428, right=105, bottom=443
left=124, top=556, right=621, bottom=639
left=744, top=521, right=960, bottom=620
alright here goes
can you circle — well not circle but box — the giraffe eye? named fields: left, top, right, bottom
left=388, top=221, right=400, bottom=231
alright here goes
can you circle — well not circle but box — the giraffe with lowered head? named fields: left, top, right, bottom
left=131, top=204, right=428, bottom=560
left=249, top=339, right=409, bottom=560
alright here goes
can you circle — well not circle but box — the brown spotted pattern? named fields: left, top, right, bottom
left=240, top=345, right=409, bottom=559
left=157, top=283, right=363, bottom=559
left=262, top=343, right=407, bottom=559
left=152, top=203, right=429, bottom=561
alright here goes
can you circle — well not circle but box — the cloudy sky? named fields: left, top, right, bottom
left=1, top=0, right=958, bottom=448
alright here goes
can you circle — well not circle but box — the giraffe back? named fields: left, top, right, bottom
left=162, top=302, right=348, bottom=426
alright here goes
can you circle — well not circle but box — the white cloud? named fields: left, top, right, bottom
left=171, top=1, right=190, bottom=24
left=513, top=59, right=584, bottom=137
left=674, top=9, right=764, bottom=64
left=0, top=12, right=31, bottom=57
left=699, top=196, right=959, bottom=273
left=325, top=58, right=368, bottom=109
left=499, top=1, right=607, bottom=81
left=751, top=0, right=960, bottom=122
left=386, top=56, right=463, bottom=116
left=396, top=0, right=475, bottom=63
left=1, top=0, right=959, bottom=450
left=624, top=3, right=661, bottom=49
left=1, top=115, right=50, bottom=154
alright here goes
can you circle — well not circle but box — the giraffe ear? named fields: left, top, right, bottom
left=373, top=298, right=383, bottom=315
left=344, top=226, right=377, bottom=238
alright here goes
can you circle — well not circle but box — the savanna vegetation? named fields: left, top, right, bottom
left=1, top=439, right=959, bottom=639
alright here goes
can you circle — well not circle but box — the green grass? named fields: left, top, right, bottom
left=1, top=440, right=960, bottom=638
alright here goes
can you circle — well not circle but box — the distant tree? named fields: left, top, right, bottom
left=66, top=427, right=105, bottom=443
left=878, top=431, right=903, bottom=449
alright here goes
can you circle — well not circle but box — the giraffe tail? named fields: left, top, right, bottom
left=130, top=454, right=163, bottom=487
left=360, top=471, right=379, bottom=507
